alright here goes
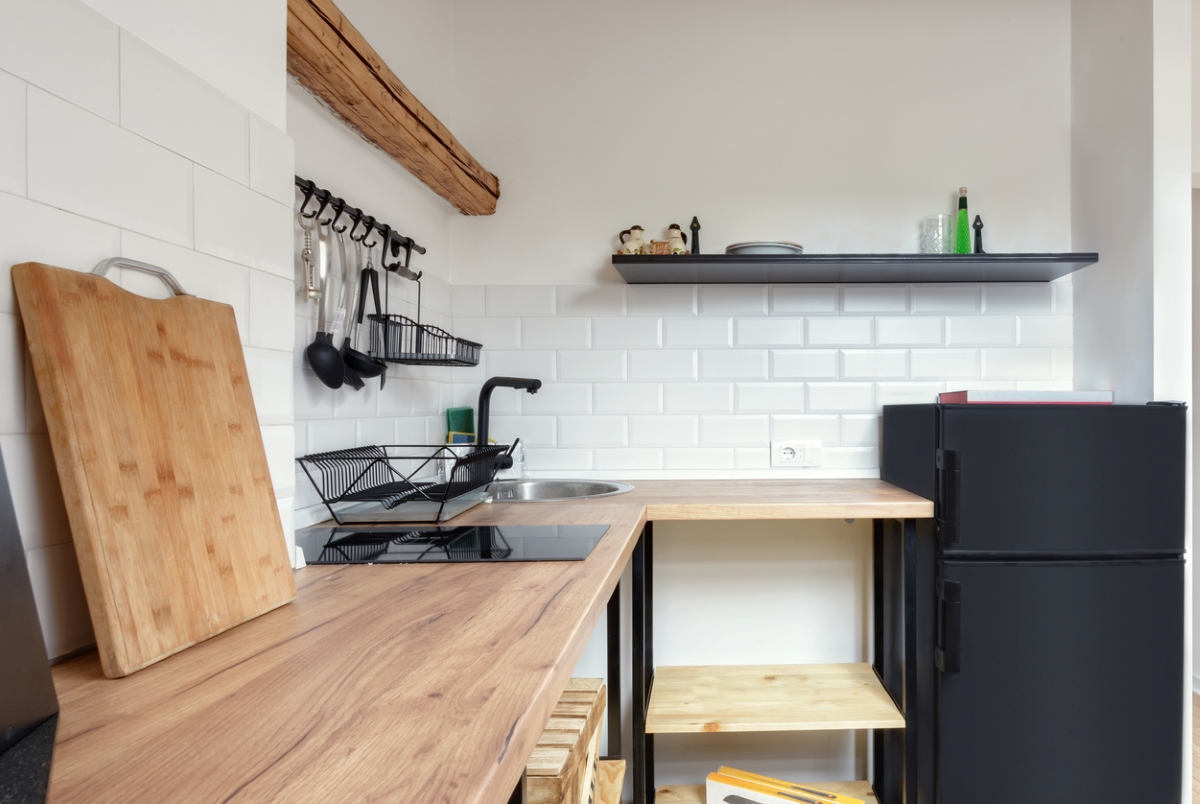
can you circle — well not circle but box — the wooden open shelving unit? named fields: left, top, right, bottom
left=645, top=663, right=904, bottom=734
left=657, top=779, right=877, bottom=803
left=612, top=252, right=1098, bottom=284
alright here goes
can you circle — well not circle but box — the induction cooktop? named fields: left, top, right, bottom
left=294, top=524, right=609, bottom=565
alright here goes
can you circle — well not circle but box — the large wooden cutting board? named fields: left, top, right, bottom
left=13, top=262, right=296, bottom=678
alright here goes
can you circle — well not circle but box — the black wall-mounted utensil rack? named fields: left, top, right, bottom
left=295, top=175, right=481, bottom=367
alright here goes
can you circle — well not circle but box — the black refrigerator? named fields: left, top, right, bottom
left=880, top=403, right=1185, bottom=804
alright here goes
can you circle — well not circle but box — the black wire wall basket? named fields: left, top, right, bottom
left=368, top=314, right=482, bottom=367
left=297, top=444, right=509, bottom=524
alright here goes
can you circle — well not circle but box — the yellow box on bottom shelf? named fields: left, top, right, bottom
left=716, top=768, right=864, bottom=804
left=657, top=781, right=875, bottom=804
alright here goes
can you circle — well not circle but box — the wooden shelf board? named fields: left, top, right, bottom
left=657, top=780, right=876, bottom=803
left=646, top=663, right=905, bottom=734
left=598, top=759, right=626, bottom=804
left=612, top=252, right=1097, bottom=284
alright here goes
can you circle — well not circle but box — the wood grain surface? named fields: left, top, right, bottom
left=49, top=504, right=646, bottom=804
left=596, top=760, right=626, bottom=804
left=645, top=663, right=905, bottom=733
left=287, top=0, right=499, bottom=215
left=14, top=263, right=295, bottom=678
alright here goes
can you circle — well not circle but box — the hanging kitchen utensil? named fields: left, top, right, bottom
left=305, top=219, right=345, bottom=389
left=298, top=209, right=320, bottom=303
left=333, top=225, right=364, bottom=390
left=341, top=237, right=387, bottom=384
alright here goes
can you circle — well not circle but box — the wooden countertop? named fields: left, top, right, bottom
left=47, top=479, right=931, bottom=804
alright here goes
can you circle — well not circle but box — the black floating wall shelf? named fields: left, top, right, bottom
left=611, top=253, right=1099, bottom=284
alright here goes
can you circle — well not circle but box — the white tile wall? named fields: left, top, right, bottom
left=0, top=0, right=296, bottom=659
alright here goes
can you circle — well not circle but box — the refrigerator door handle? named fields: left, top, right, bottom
left=935, top=578, right=962, bottom=674
left=936, top=449, right=961, bottom=544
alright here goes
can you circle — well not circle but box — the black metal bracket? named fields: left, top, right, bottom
left=294, top=175, right=426, bottom=266
left=631, top=522, right=654, bottom=804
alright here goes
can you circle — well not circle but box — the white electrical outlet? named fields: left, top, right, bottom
left=771, top=440, right=822, bottom=467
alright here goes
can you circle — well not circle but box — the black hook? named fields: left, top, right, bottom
left=329, top=198, right=350, bottom=233
left=298, top=181, right=318, bottom=218
left=312, top=191, right=332, bottom=224
left=346, top=208, right=366, bottom=242
left=360, top=215, right=379, bottom=248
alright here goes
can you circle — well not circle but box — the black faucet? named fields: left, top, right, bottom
left=477, top=376, right=542, bottom=448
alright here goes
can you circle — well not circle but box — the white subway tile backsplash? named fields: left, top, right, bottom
left=595, top=383, right=662, bottom=414
left=421, top=277, right=453, bottom=317
left=841, top=350, right=908, bottom=380
left=244, top=347, right=293, bottom=426
left=840, top=415, right=881, bottom=447
left=356, top=418, right=393, bottom=448
left=28, top=88, right=192, bottom=245
left=560, top=351, right=627, bottom=382
left=452, top=285, right=486, bottom=318
left=410, top=381, right=443, bottom=415
left=522, top=383, right=592, bottom=414
left=0, top=71, right=25, bottom=195
left=910, top=349, right=979, bottom=380
left=664, top=317, right=732, bottom=347
left=260, top=425, right=295, bottom=498
left=734, top=448, right=771, bottom=469
left=629, top=416, right=697, bottom=447
left=911, top=284, right=980, bottom=313
left=593, top=317, right=662, bottom=348
left=0, top=0, right=119, bottom=121
left=526, top=448, right=592, bottom=472
left=1051, top=281, right=1073, bottom=314
left=735, top=383, right=806, bottom=413
left=0, top=434, right=69, bottom=550
left=700, top=350, right=768, bottom=380
left=771, top=286, right=837, bottom=314
left=982, top=348, right=1053, bottom=380
left=394, top=416, right=426, bottom=444
left=983, top=284, right=1052, bottom=314
left=24, top=541, right=93, bottom=660
left=699, top=415, right=769, bottom=447
left=121, top=231, right=250, bottom=342
left=248, top=115, right=295, bottom=206
left=627, top=285, right=696, bottom=316
left=488, top=415, right=557, bottom=448
left=664, top=383, right=732, bottom=414
left=664, top=448, right=735, bottom=470
left=1053, top=348, right=1073, bottom=380
left=771, top=415, right=840, bottom=444
left=249, top=271, right=294, bottom=352
left=699, top=285, right=767, bottom=316
left=876, top=317, right=943, bottom=346
left=331, top=380, right=378, bottom=420
left=629, top=350, right=697, bottom=381
left=307, top=418, right=356, bottom=453
left=806, top=317, right=873, bottom=346
left=946, top=316, right=1017, bottom=346
left=455, top=318, right=521, bottom=351
left=593, top=448, right=663, bottom=471
left=379, top=378, right=413, bottom=417
left=876, top=382, right=944, bottom=409
left=1018, top=316, right=1073, bottom=347
left=559, top=415, right=628, bottom=448
left=735, top=317, right=803, bottom=347
left=486, top=285, right=554, bottom=316
left=842, top=286, right=907, bottom=313
left=822, top=447, right=878, bottom=469
left=807, top=383, right=874, bottom=412
left=294, top=368, right=334, bottom=420
left=522, top=317, right=590, bottom=349
left=120, top=32, right=249, bottom=183
left=557, top=284, right=625, bottom=316
left=195, top=166, right=291, bottom=277
left=0, top=314, right=24, bottom=434
left=0, top=195, right=121, bottom=315
left=486, top=350, right=556, bottom=381
left=772, top=350, right=839, bottom=380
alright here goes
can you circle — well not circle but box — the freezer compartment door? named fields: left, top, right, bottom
left=940, top=405, right=1185, bottom=553
left=936, top=560, right=1183, bottom=804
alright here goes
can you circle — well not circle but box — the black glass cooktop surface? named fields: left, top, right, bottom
left=295, top=524, right=609, bottom=564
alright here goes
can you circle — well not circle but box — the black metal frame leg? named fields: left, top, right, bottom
left=603, top=578, right=622, bottom=760
left=631, top=523, right=655, bottom=804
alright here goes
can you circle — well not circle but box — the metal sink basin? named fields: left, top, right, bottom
left=488, top=479, right=634, bottom=503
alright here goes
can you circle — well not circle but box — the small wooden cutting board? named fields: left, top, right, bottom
left=14, top=262, right=296, bottom=678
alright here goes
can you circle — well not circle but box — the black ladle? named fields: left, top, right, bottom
left=342, top=255, right=387, bottom=381
left=305, top=221, right=346, bottom=389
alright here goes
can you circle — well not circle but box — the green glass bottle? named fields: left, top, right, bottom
left=954, top=186, right=971, bottom=254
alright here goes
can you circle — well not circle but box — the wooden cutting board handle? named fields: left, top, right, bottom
left=13, top=262, right=296, bottom=677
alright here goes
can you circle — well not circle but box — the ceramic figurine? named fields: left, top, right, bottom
left=649, top=240, right=671, bottom=255
left=666, top=224, right=689, bottom=255
left=619, top=226, right=647, bottom=254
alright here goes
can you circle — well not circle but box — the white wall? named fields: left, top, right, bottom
left=0, top=0, right=295, bottom=660
left=448, top=0, right=1072, bottom=286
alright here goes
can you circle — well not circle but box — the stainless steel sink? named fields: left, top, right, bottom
left=487, top=479, right=634, bottom=503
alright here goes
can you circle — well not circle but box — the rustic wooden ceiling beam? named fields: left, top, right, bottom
left=287, top=0, right=499, bottom=215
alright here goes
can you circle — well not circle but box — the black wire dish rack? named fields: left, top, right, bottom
left=297, top=444, right=510, bottom=524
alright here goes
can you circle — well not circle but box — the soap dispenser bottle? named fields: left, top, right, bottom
left=954, top=187, right=971, bottom=254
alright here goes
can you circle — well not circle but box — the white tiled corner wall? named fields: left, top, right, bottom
left=451, top=282, right=1074, bottom=479
left=0, top=0, right=295, bottom=660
